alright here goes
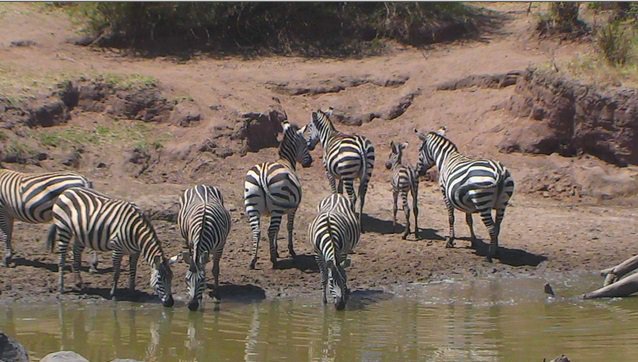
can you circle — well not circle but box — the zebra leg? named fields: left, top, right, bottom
left=344, top=179, right=357, bottom=218
left=267, top=211, right=284, bottom=269
left=0, top=210, right=14, bottom=267
left=286, top=210, right=297, bottom=258
left=401, top=191, right=411, bottom=240
left=412, top=186, right=420, bottom=239
left=56, top=227, right=73, bottom=294
left=493, top=208, right=507, bottom=256
left=442, top=193, right=456, bottom=248
left=211, top=252, right=222, bottom=302
left=89, top=250, right=99, bottom=274
left=316, top=255, right=328, bottom=304
left=110, top=250, right=123, bottom=300
left=358, top=178, right=368, bottom=234
left=128, top=253, right=140, bottom=292
left=466, top=213, right=477, bottom=248
left=392, top=190, right=398, bottom=232
left=248, top=211, right=261, bottom=270
left=478, top=209, right=497, bottom=262
left=327, top=169, right=338, bottom=194
left=71, top=243, right=84, bottom=290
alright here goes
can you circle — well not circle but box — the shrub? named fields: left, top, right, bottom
left=67, top=2, right=479, bottom=55
left=596, top=21, right=632, bottom=65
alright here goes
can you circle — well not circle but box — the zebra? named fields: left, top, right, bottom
left=304, top=107, right=375, bottom=232
left=308, top=194, right=360, bottom=310
left=244, top=119, right=312, bottom=269
left=48, top=187, right=176, bottom=307
left=414, top=127, right=515, bottom=262
left=384, top=141, right=419, bottom=240
left=0, top=168, right=95, bottom=267
left=177, top=184, right=231, bottom=311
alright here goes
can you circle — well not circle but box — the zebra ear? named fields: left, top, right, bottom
left=168, top=253, right=183, bottom=265
left=400, top=142, right=408, bottom=150
left=414, top=128, right=427, bottom=141
left=389, top=141, right=395, bottom=149
left=298, top=125, right=307, bottom=134
left=436, top=126, right=447, bottom=136
left=324, top=107, right=334, bottom=117
left=281, top=119, right=291, bottom=132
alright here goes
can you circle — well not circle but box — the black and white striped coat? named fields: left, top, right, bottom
left=308, top=194, right=360, bottom=310
left=244, top=120, right=312, bottom=269
left=384, top=141, right=419, bottom=240
left=304, top=108, right=375, bottom=232
left=0, top=168, right=92, bottom=267
left=414, top=127, right=515, bottom=261
left=177, top=185, right=231, bottom=311
left=49, top=187, right=175, bottom=306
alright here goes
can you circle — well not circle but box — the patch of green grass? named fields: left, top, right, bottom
left=100, top=73, right=158, bottom=90
left=37, top=128, right=99, bottom=148
left=5, top=140, right=36, bottom=160
left=0, top=130, right=7, bottom=142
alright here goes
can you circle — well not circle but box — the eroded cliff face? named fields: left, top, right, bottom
left=500, top=68, right=638, bottom=167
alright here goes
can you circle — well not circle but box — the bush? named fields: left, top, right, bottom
left=596, top=21, right=632, bottom=65
left=537, top=2, right=588, bottom=37
left=68, top=2, right=478, bottom=55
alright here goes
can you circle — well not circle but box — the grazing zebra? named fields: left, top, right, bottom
left=244, top=120, right=312, bottom=269
left=414, top=127, right=515, bottom=262
left=48, top=187, right=176, bottom=307
left=304, top=108, right=375, bottom=232
left=177, top=185, right=231, bottom=311
left=0, top=168, right=94, bottom=267
left=385, top=141, right=419, bottom=240
left=308, top=194, right=360, bottom=310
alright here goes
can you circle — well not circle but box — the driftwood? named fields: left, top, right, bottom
left=583, top=254, right=638, bottom=299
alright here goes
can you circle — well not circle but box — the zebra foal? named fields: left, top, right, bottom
left=0, top=168, right=92, bottom=267
left=308, top=194, right=360, bottom=310
left=304, top=108, right=375, bottom=232
left=177, top=185, right=231, bottom=311
left=414, top=127, right=515, bottom=262
left=244, top=120, right=312, bottom=269
left=385, top=141, right=419, bottom=240
left=48, top=187, right=176, bottom=307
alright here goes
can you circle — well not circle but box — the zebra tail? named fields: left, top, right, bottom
left=359, top=142, right=369, bottom=184
left=46, top=224, right=57, bottom=253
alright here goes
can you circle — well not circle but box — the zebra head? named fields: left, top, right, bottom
left=306, top=107, right=334, bottom=150
left=385, top=141, right=408, bottom=170
left=414, top=127, right=447, bottom=177
left=151, top=255, right=176, bottom=307
left=185, top=255, right=206, bottom=311
left=281, top=120, right=313, bottom=168
left=327, top=260, right=348, bottom=310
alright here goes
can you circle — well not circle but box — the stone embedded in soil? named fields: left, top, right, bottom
left=169, top=100, right=201, bottom=127
left=436, top=70, right=523, bottom=90
left=10, top=39, right=36, bottom=47
left=27, top=96, right=69, bottom=127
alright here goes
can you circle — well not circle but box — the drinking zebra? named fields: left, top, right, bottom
left=385, top=141, right=419, bottom=240
left=48, top=187, right=176, bottom=307
left=304, top=108, right=375, bottom=232
left=308, top=194, right=360, bottom=310
left=414, top=127, right=515, bottom=262
left=0, top=168, right=93, bottom=267
left=244, top=120, right=312, bottom=269
left=177, top=184, right=231, bottom=311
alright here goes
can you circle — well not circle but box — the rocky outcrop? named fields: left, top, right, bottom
left=1, top=78, right=175, bottom=129
left=0, top=332, right=29, bottom=362
left=330, top=88, right=421, bottom=126
left=436, top=71, right=522, bottom=90
left=232, top=102, right=287, bottom=152
left=501, top=68, right=638, bottom=166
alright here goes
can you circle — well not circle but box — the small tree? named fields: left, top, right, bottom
left=549, top=2, right=581, bottom=32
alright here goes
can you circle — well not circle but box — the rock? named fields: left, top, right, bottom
left=501, top=68, right=638, bottom=166
left=236, top=103, right=286, bottom=152
left=106, top=88, right=172, bottom=122
left=266, top=74, right=409, bottom=96
left=27, top=96, right=69, bottom=127
left=215, top=147, right=234, bottom=159
left=66, top=35, right=95, bottom=46
left=169, top=101, right=201, bottom=127
left=41, top=351, right=88, bottom=362
left=10, top=40, right=36, bottom=47
left=61, top=150, right=81, bottom=168
left=138, top=195, right=180, bottom=222
left=0, top=332, right=29, bottom=362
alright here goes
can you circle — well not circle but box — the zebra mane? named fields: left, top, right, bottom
left=427, top=131, right=458, bottom=152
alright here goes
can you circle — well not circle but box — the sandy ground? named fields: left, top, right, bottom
left=1, top=3, right=637, bottom=305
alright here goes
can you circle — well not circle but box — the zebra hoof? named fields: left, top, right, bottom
left=89, top=267, right=99, bottom=274
left=402, top=233, right=408, bottom=240
left=249, top=261, right=256, bottom=270
left=271, top=262, right=278, bottom=269
left=485, top=256, right=493, bottom=263
left=445, top=240, right=455, bottom=248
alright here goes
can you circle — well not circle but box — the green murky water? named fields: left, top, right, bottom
left=2, top=276, right=638, bottom=361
